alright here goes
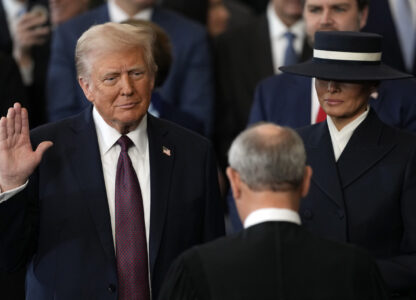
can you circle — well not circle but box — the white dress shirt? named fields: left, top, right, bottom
left=93, top=108, right=151, bottom=250
left=107, top=0, right=153, bottom=22
left=244, top=208, right=301, bottom=229
left=267, top=2, right=305, bottom=74
left=327, top=107, right=369, bottom=161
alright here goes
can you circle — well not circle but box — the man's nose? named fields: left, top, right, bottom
left=320, top=9, right=334, bottom=26
left=120, top=74, right=134, bottom=96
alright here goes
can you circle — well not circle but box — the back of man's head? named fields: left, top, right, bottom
left=228, top=123, right=306, bottom=192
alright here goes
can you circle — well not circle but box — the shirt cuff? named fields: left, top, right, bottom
left=0, top=181, right=28, bottom=203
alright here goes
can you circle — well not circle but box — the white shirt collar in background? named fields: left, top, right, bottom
left=244, top=208, right=301, bottom=229
left=327, top=107, right=369, bottom=161
left=267, top=2, right=305, bottom=74
left=108, top=0, right=153, bottom=23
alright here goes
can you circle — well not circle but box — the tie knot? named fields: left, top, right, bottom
left=117, top=135, right=134, bottom=152
left=284, top=31, right=296, bottom=42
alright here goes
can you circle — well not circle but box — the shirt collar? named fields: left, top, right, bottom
left=267, top=2, right=305, bottom=40
left=327, top=106, right=369, bottom=138
left=108, top=0, right=153, bottom=23
left=244, top=208, right=301, bottom=229
left=92, top=106, right=148, bottom=156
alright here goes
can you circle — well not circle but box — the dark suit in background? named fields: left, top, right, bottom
left=47, top=4, right=214, bottom=136
left=159, top=221, right=388, bottom=300
left=0, top=0, right=49, bottom=127
left=0, top=107, right=225, bottom=299
left=363, top=0, right=416, bottom=75
left=297, top=110, right=416, bottom=297
left=213, top=14, right=312, bottom=169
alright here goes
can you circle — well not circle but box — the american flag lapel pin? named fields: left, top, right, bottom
left=162, top=146, right=171, bottom=157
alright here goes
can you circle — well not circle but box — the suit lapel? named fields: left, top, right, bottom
left=337, top=109, right=396, bottom=189
left=66, top=108, right=116, bottom=266
left=147, top=115, right=175, bottom=277
left=305, top=122, right=344, bottom=208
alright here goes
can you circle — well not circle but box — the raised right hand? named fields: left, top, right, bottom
left=0, top=103, right=53, bottom=192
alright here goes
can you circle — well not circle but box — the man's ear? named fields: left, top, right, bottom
left=300, top=166, right=313, bottom=198
left=78, top=77, right=94, bottom=103
left=226, top=167, right=241, bottom=200
left=358, top=5, right=369, bottom=30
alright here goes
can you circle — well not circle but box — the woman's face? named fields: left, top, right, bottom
left=315, top=78, right=375, bottom=129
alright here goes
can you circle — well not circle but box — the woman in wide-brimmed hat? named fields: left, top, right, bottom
left=281, top=31, right=416, bottom=298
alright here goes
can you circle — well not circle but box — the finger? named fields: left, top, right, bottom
left=17, top=13, right=47, bottom=29
left=6, top=107, right=16, bottom=138
left=0, top=117, right=7, bottom=142
left=14, top=103, right=22, bottom=135
left=21, top=107, right=30, bottom=137
left=34, top=141, right=53, bottom=162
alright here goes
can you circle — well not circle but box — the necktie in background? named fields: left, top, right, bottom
left=395, top=0, right=416, bottom=71
left=284, top=31, right=298, bottom=66
left=315, top=107, right=327, bottom=123
left=115, top=135, right=150, bottom=300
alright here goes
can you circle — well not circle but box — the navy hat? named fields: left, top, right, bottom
left=280, top=31, right=412, bottom=81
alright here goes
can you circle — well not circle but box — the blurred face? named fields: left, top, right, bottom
left=315, top=79, right=374, bottom=130
left=207, top=0, right=230, bottom=36
left=303, top=0, right=368, bottom=43
left=79, top=47, right=154, bottom=134
left=49, top=0, right=88, bottom=26
left=273, top=0, right=303, bottom=26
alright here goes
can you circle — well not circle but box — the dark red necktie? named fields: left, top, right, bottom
left=315, top=106, right=327, bottom=123
left=115, top=135, right=150, bottom=300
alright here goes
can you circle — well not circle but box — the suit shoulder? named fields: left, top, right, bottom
left=153, top=7, right=207, bottom=40
left=258, top=73, right=309, bottom=90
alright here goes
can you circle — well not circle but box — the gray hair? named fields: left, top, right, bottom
left=75, top=22, right=158, bottom=79
left=228, top=123, right=306, bottom=192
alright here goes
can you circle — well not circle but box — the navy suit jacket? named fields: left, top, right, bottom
left=0, top=107, right=224, bottom=299
left=249, top=73, right=416, bottom=132
left=362, top=0, right=416, bottom=75
left=46, top=4, right=214, bottom=136
left=296, top=110, right=416, bottom=295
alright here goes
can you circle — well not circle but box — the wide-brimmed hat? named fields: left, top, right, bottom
left=280, top=31, right=412, bottom=81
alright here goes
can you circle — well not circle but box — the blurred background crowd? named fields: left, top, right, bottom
left=1, top=0, right=415, bottom=298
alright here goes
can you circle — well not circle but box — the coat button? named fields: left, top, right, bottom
left=337, top=211, right=345, bottom=219
left=302, top=209, right=313, bottom=220
left=108, top=284, right=116, bottom=293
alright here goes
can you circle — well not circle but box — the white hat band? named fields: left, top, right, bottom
left=314, top=49, right=382, bottom=62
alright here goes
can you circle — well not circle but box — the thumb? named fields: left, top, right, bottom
left=34, top=141, right=53, bottom=162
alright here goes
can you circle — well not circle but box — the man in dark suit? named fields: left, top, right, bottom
left=47, top=0, right=214, bottom=136
left=0, top=23, right=224, bottom=300
left=213, top=0, right=311, bottom=170
left=159, top=123, right=389, bottom=300
left=362, top=0, right=416, bottom=75
left=280, top=31, right=416, bottom=298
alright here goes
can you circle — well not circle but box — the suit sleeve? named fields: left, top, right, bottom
left=174, top=32, right=214, bottom=137
left=248, top=80, right=268, bottom=125
left=376, top=145, right=416, bottom=294
left=46, top=25, right=87, bottom=122
left=0, top=174, right=38, bottom=272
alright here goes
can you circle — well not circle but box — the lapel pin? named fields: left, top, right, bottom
left=162, top=146, right=171, bottom=157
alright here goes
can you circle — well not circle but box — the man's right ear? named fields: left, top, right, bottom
left=226, top=167, right=241, bottom=200
left=300, top=166, right=313, bottom=198
left=78, top=77, right=94, bottom=103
